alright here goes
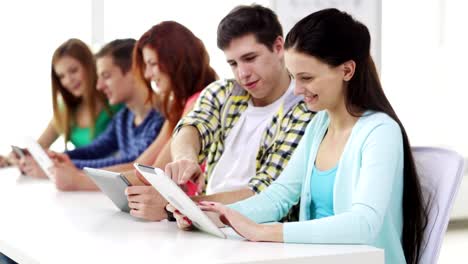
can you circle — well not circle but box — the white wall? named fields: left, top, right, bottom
left=0, top=0, right=92, bottom=153
left=0, top=0, right=466, bottom=159
left=0, top=0, right=268, bottom=153
left=381, top=0, right=468, bottom=157
left=101, top=0, right=269, bottom=84
left=272, top=0, right=382, bottom=73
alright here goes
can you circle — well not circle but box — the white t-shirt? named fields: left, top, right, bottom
left=206, top=80, right=295, bottom=194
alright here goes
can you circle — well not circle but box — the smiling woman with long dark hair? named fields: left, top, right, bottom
left=173, top=8, right=428, bottom=264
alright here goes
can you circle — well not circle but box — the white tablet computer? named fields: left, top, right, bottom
left=24, top=137, right=55, bottom=181
left=134, top=163, right=226, bottom=239
left=11, top=145, right=26, bottom=159
left=83, top=167, right=131, bottom=212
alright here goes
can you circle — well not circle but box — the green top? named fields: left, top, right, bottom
left=69, top=104, right=123, bottom=147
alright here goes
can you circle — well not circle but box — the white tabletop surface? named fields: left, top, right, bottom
left=0, top=167, right=384, bottom=264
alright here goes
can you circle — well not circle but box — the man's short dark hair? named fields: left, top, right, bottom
left=96, top=38, right=136, bottom=74
left=217, top=4, right=283, bottom=51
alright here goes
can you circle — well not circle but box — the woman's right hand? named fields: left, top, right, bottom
left=169, top=202, right=268, bottom=242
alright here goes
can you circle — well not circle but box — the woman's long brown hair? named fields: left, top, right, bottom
left=133, top=21, right=218, bottom=128
left=285, top=9, right=428, bottom=264
left=51, top=38, right=109, bottom=145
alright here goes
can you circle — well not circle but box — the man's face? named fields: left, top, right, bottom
left=223, top=34, right=285, bottom=106
left=96, top=56, right=134, bottom=105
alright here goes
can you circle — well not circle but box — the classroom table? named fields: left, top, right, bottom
left=0, top=167, right=384, bottom=264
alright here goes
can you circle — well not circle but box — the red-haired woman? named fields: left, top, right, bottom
left=128, top=21, right=218, bottom=172
left=118, top=21, right=218, bottom=220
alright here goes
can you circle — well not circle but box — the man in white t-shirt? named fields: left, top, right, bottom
left=125, top=4, right=314, bottom=221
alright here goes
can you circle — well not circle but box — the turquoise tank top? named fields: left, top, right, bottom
left=310, top=164, right=338, bottom=219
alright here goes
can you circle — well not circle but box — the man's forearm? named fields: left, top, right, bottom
left=121, top=170, right=145, bottom=186
left=192, top=188, right=255, bottom=204
left=76, top=174, right=101, bottom=191
left=103, top=162, right=134, bottom=172
left=60, top=171, right=100, bottom=191
left=171, top=126, right=201, bottom=161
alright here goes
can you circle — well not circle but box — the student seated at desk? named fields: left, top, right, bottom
left=127, top=5, right=313, bottom=221
left=47, top=22, right=218, bottom=192
left=102, top=21, right=219, bottom=181
left=44, top=39, right=165, bottom=190
left=0, top=39, right=119, bottom=172
left=170, top=8, right=429, bottom=264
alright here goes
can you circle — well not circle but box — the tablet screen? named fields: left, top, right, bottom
left=24, top=137, right=55, bottom=181
left=83, top=167, right=131, bottom=212
left=134, top=163, right=226, bottom=239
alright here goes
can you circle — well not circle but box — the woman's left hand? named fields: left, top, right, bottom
left=169, top=201, right=276, bottom=242
left=198, top=201, right=266, bottom=241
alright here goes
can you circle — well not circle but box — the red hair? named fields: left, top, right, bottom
left=133, top=21, right=218, bottom=127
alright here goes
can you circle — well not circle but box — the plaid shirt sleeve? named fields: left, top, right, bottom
left=173, top=80, right=230, bottom=163
left=248, top=102, right=314, bottom=193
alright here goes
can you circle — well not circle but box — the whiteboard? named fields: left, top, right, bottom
left=271, top=0, right=382, bottom=73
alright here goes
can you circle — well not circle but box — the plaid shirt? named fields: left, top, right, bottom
left=175, top=79, right=314, bottom=194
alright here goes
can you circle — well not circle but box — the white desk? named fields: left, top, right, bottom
left=0, top=168, right=384, bottom=264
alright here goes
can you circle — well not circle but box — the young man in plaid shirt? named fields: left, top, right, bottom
left=126, top=5, right=314, bottom=221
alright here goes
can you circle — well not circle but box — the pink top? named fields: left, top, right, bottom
left=183, top=91, right=202, bottom=114
left=183, top=90, right=202, bottom=196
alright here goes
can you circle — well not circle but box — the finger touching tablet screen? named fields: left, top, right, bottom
left=133, top=163, right=226, bottom=239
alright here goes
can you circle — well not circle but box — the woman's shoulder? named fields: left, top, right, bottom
left=359, top=111, right=400, bottom=130
left=187, top=91, right=202, bottom=105
left=354, top=111, right=402, bottom=142
left=306, top=110, right=399, bottom=129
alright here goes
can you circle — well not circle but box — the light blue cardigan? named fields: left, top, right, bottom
left=229, top=110, right=406, bottom=263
